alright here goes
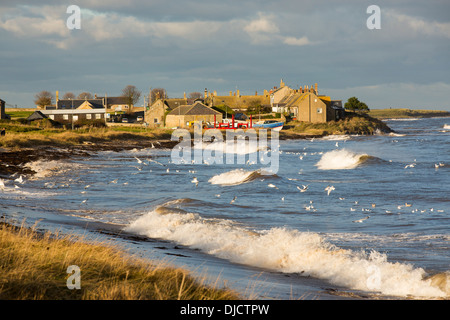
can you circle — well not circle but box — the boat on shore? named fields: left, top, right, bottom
left=253, top=120, right=284, bottom=131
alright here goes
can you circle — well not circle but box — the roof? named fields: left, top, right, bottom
left=56, top=99, right=104, bottom=109
left=103, top=97, right=129, bottom=105
left=164, top=98, right=188, bottom=110
left=27, top=111, right=48, bottom=121
left=168, top=102, right=221, bottom=116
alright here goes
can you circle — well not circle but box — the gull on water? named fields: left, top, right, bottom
left=230, top=196, right=237, bottom=204
left=191, top=177, right=199, bottom=187
left=268, top=183, right=278, bottom=189
left=325, top=185, right=335, bottom=196
left=353, top=216, right=370, bottom=223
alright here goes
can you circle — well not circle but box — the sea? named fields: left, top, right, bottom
left=1, top=117, right=449, bottom=300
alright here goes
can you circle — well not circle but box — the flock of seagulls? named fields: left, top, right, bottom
left=1, top=146, right=447, bottom=226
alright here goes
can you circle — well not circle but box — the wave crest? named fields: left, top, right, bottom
left=125, top=210, right=449, bottom=298
left=315, top=149, right=372, bottom=170
left=208, top=169, right=273, bottom=186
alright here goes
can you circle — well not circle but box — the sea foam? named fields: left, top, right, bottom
left=125, top=206, right=449, bottom=298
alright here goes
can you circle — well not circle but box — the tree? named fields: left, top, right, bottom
left=77, top=92, right=93, bottom=100
left=63, top=92, right=75, bottom=100
left=34, top=91, right=54, bottom=108
left=188, top=92, right=202, bottom=100
left=122, top=85, right=141, bottom=112
left=345, top=97, right=370, bottom=113
left=150, top=88, right=167, bottom=102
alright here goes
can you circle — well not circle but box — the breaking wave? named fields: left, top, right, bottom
left=443, top=124, right=450, bottom=130
left=125, top=206, right=449, bottom=299
left=24, top=160, right=78, bottom=178
left=315, top=149, right=373, bottom=170
left=208, top=168, right=274, bottom=186
left=194, top=139, right=266, bottom=155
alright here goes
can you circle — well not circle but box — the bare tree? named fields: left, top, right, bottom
left=188, top=92, right=203, bottom=100
left=150, top=88, right=167, bottom=102
left=63, top=92, right=75, bottom=100
left=122, top=85, right=141, bottom=113
left=34, top=90, right=54, bottom=108
left=77, top=92, right=93, bottom=100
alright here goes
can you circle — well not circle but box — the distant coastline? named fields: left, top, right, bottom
left=368, top=108, right=450, bottom=119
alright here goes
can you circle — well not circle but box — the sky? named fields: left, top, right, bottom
left=1, top=0, right=449, bottom=110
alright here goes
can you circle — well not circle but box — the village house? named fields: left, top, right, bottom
left=37, top=97, right=107, bottom=125
left=165, top=101, right=222, bottom=129
left=270, top=81, right=345, bottom=123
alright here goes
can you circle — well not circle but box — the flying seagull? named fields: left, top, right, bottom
left=353, top=216, right=370, bottom=223
left=230, top=196, right=237, bottom=204
left=297, top=185, right=308, bottom=192
left=325, top=185, right=335, bottom=196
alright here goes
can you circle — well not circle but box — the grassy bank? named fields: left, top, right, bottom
left=282, top=113, right=393, bottom=137
left=368, top=108, right=450, bottom=119
left=0, top=221, right=240, bottom=300
left=0, top=120, right=173, bottom=149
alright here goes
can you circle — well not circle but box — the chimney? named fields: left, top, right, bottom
left=204, top=88, right=208, bottom=99
left=315, top=83, right=318, bottom=94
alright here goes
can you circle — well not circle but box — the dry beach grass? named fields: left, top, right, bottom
left=0, top=221, right=240, bottom=300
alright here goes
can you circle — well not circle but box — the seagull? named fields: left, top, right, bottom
left=325, top=185, right=335, bottom=196
left=166, top=168, right=170, bottom=173
left=404, top=163, right=415, bottom=169
left=15, top=175, right=24, bottom=184
left=134, top=157, right=143, bottom=164
left=350, top=208, right=356, bottom=212
left=81, top=199, right=88, bottom=204
left=353, top=216, right=370, bottom=223
left=230, top=196, right=237, bottom=204
left=84, top=184, right=91, bottom=189
left=191, top=177, right=199, bottom=187
left=0, top=179, right=5, bottom=189
left=435, top=164, right=440, bottom=169
left=268, top=183, right=278, bottom=189
left=110, top=179, right=118, bottom=184
left=297, top=185, right=308, bottom=192
left=281, top=196, right=285, bottom=201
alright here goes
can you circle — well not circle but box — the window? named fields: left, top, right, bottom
left=317, top=108, right=322, bottom=114
left=49, top=115, right=55, bottom=120
left=86, top=114, right=92, bottom=120
left=63, top=114, right=69, bottom=120
left=154, top=118, right=158, bottom=123
left=73, top=115, right=78, bottom=121
left=95, top=113, right=101, bottom=119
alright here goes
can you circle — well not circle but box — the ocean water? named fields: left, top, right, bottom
left=1, top=117, right=449, bottom=300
